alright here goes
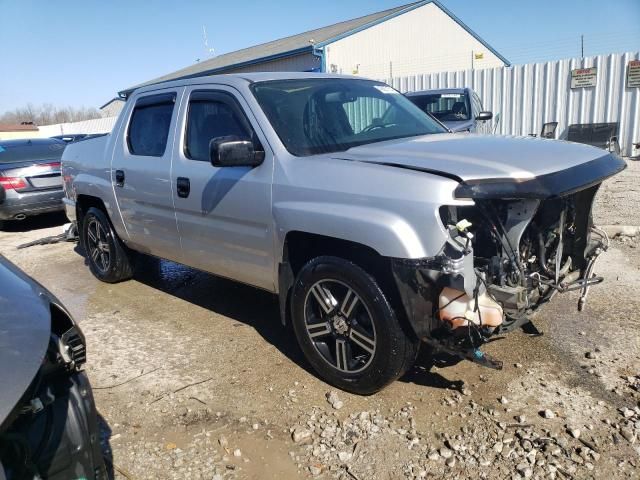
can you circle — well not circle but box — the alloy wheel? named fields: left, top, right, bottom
left=303, top=279, right=377, bottom=373
left=86, top=218, right=111, bottom=273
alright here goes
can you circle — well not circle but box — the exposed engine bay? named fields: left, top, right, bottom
left=392, top=184, right=609, bottom=370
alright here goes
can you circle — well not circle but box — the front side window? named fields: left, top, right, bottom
left=251, top=79, right=445, bottom=156
left=409, top=92, right=471, bottom=122
left=127, top=93, right=175, bottom=157
left=184, top=92, right=253, bottom=161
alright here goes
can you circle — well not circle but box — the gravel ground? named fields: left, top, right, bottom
left=0, top=160, right=639, bottom=479
left=593, top=158, right=640, bottom=226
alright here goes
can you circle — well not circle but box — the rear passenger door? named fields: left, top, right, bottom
left=111, top=89, right=182, bottom=261
left=171, top=86, right=275, bottom=291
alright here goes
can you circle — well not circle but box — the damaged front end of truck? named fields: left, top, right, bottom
left=392, top=154, right=626, bottom=369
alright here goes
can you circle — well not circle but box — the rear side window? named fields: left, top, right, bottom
left=127, top=93, right=176, bottom=157
left=184, top=91, right=253, bottom=161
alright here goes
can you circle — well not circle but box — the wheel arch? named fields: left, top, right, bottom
left=75, top=195, right=109, bottom=244
left=76, top=194, right=108, bottom=224
left=278, top=231, right=406, bottom=332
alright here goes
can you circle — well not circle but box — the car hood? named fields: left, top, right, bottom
left=332, top=134, right=626, bottom=198
left=0, top=256, right=52, bottom=426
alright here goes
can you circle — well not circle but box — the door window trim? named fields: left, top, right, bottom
left=126, top=92, right=177, bottom=157
left=183, top=90, right=261, bottom=161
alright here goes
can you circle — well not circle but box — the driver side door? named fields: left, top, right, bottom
left=170, top=86, right=275, bottom=291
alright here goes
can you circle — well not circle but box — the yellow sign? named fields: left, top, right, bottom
left=474, top=53, right=484, bottom=60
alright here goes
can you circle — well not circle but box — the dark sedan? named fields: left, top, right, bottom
left=0, top=138, right=66, bottom=226
left=0, top=255, right=106, bottom=479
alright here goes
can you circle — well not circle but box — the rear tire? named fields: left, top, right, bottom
left=82, top=207, right=133, bottom=283
left=291, top=256, right=419, bottom=395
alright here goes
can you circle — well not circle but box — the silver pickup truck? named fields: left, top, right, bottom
left=62, top=72, right=625, bottom=394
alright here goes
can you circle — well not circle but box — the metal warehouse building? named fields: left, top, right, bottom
left=123, top=0, right=508, bottom=94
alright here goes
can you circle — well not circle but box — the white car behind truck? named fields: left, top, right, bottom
left=62, top=73, right=625, bottom=394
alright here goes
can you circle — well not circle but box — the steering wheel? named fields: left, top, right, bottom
left=361, top=122, right=397, bottom=133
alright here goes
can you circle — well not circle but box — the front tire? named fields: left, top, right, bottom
left=82, top=207, right=133, bottom=283
left=291, top=256, right=419, bottom=395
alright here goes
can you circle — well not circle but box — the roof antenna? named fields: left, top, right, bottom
left=202, top=25, right=215, bottom=58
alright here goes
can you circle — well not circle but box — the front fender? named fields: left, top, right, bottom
left=273, top=201, right=447, bottom=260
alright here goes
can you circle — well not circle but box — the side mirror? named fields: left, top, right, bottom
left=476, top=111, right=493, bottom=121
left=209, top=136, right=264, bottom=167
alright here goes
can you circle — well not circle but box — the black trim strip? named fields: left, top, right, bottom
left=134, top=92, right=176, bottom=108
left=454, top=153, right=626, bottom=199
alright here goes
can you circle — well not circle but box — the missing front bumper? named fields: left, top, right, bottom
left=390, top=224, right=608, bottom=370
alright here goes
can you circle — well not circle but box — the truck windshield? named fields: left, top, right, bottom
left=251, top=78, right=446, bottom=156
left=408, top=92, right=471, bottom=121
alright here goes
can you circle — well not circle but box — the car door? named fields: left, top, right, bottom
left=111, top=88, right=183, bottom=262
left=171, top=85, right=275, bottom=291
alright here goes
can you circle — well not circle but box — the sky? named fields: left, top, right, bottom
left=0, top=0, right=638, bottom=112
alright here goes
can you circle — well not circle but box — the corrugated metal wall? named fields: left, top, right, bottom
left=388, top=52, right=640, bottom=156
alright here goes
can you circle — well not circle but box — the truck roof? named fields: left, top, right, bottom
left=125, top=72, right=370, bottom=98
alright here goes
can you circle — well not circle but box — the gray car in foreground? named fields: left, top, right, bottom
left=0, top=138, right=66, bottom=226
left=0, top=255, right=105, bottom=479
left=62, top=73, right=625, bottom=394
left=406, top=87, right=493, bottom=133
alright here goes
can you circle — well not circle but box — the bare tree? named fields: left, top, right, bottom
left=0, top=104, right=101, bottom=125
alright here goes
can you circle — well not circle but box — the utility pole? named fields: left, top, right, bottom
left=471, top=50, right=474, bottom=70
left=581, top=34, right=584, bottom=58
